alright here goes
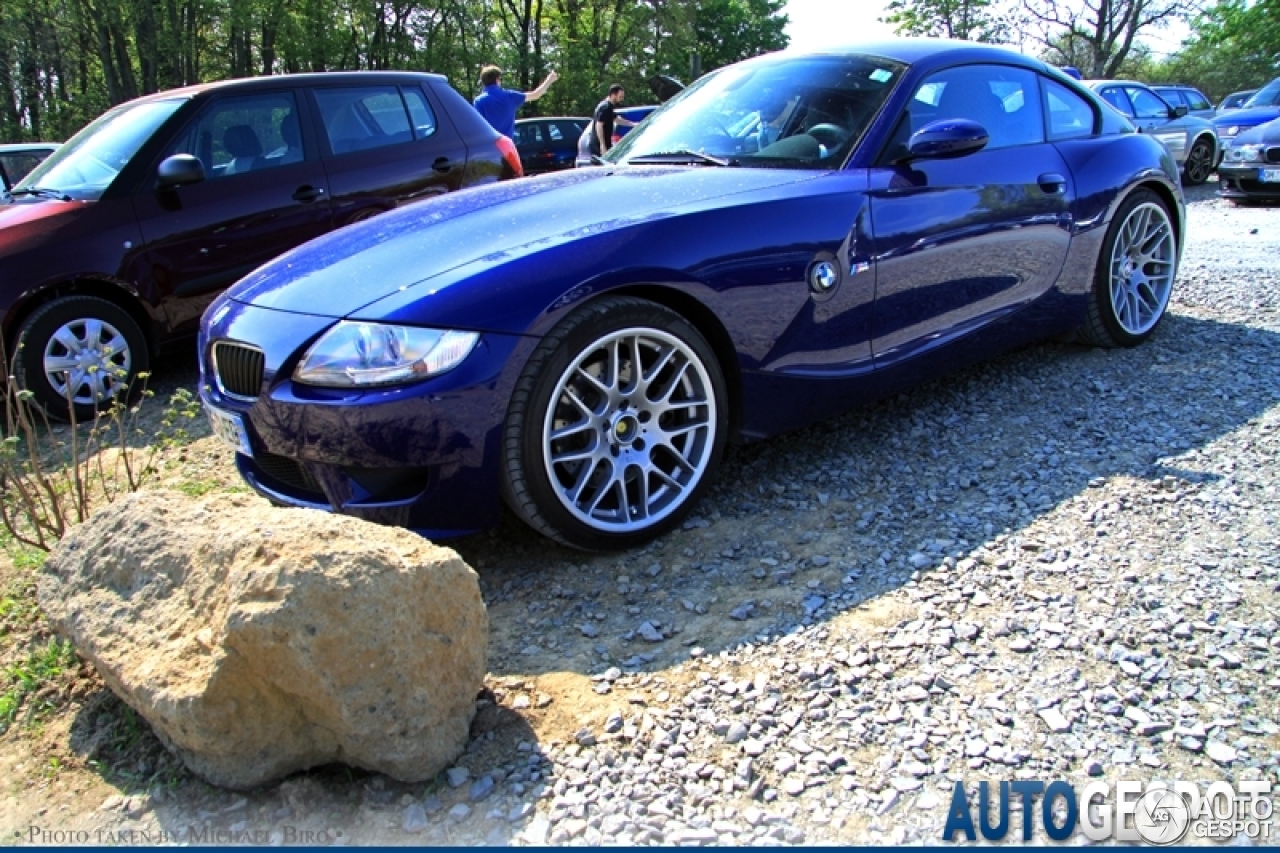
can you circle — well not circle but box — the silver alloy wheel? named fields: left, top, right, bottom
left=541, top=326, right=717, bottom=533
left=1108, top=201, right=1176, bottom=336
left=1183, top=138, right=1214, bottom=185
left=42, top=317, right=133, bottom=406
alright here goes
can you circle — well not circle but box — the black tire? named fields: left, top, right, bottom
left=12, top=296, right=149, bottom=422
left=501, top=296, right=727, bottom=551
left=1181, top=137, right=1215, bottom=186
left=1077, top=189, right=1177, bottom=349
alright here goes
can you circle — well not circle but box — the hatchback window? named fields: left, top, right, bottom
left=315, top=86, right=432, bottom=154
left=1185, top=89, right=1211, bottom=111
left=167, top=92, right=302, bottom=178
left=17, top=98, right=186, bottom=200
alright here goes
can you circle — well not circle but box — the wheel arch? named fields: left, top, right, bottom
left=608, top=282, right=745, bottom=445
left=1133, top=179, right=1184, bottom=253
left=3, top=278, right=157, bottom=359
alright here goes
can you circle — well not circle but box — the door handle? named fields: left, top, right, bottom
left=432, top=157, right=459, bottom=173
left=1038, top=173, right=1066, bottom=194
left=292, top=185, right=326, bottom=202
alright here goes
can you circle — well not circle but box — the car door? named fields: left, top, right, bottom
left=867, top=64, right=1073, bottom=365
left=133, top=89, right=334, bottom=334
left=309, top=82, right=469, bottom=225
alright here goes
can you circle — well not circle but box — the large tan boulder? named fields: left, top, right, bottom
left=39, top=490, right=487, bottom=790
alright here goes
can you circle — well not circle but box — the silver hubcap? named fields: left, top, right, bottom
left=542, top=327, right=716, bottom=533
left=1109, top=202, right=1175, bottom=336
left=42, top=318, right=132, bottom=406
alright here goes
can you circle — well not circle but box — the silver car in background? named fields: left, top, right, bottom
left=1085, top=79, right=1221, bottom=185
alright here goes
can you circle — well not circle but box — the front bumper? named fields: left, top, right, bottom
left=199, top=297, right=537, bottom=539
left=1217, top=163, right=1280, bottom=200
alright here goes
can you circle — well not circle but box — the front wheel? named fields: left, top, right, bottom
left=12, top=296, right=149, bottom=422
left=1182, top=137, right=1215, bottom=186
left=501, top=296, right=727, bottom=551
left=1077, top=189, right=1177, bottom=348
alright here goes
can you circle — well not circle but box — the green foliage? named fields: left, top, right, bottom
left=1, top=0, right=790, bottom=141
left=1148, top=0, right=1280, bottom=100
left=0, top=371, right=202, bottom=553
left=0, top=637, right=77, bottom=733
left=884, top=0, right=1008, bottom=42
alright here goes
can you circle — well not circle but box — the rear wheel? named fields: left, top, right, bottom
left=1077, top=189, right=1177, bottom=348
left=1181, top=137, right=1215, bottom=185
left=501, top=296, right=727, bottom=551
left=12, top=296, right=149, bottom=422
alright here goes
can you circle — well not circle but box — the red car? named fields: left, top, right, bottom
left=0, top=72, right=521, bottom=420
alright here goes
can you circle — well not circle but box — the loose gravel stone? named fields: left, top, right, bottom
left=83, top=185, right=1275, bottom=847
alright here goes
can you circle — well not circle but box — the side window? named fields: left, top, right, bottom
left=909, top=65, right=1044, bottom=149
left=1127, top=87, right=1170, bottom=119
left=547, top=122, right=564, bottom=142
left=402, top=87, right=438, bottom=139
left=1099, top=88, right=1133, bottom=116
left=314, top=86, right=420, bottom=155
left=166, top=92, right=302, bottom=178
left=1044, top=79, right=1095, bottom=140
left=1186, top=89, right=1211, bottom=111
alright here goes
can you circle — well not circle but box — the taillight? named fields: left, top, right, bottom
left=495, top=136, right=524, bottom=178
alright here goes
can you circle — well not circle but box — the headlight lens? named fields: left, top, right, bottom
left=294, top=322, right=478, bottom=387
left=1220, top=125, right=1240, bottom=138
left=1226, top=143, right=1264, bottom=163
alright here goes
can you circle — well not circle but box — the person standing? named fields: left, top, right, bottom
left=473, top=65, right=559, bottom=138
left=589, top=84, right=638, bottom=157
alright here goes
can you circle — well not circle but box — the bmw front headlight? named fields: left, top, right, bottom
left=1226, top=143, right=1265, bottom=163
left=294, top=321, right=478, bottom=387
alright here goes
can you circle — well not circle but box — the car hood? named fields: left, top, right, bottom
left=1215, top=106, right=1280, bottom=127
left=227, top=166, right=821, bottom=318
left=0, top=197, right=91, bottom=253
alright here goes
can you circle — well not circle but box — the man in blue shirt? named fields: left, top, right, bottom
left=473, top=65, right=559, bottom=138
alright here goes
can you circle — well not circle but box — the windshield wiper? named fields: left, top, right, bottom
left=627, top=150, right=735, bottom=167
left=9, top=187, right=72, bottom=201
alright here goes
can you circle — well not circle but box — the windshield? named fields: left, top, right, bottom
left=1243, top=79, right=1280, bottom=109
left=608, top=53, right=906, bottom=169
left=15, top=98, right=187, bottom=200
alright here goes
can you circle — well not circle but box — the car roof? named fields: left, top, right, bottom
left=1083, top=79, right=1147, bottom=88
left=119, top=71, right=451, bottom=105
left=0, top=142, right=59, bottom=153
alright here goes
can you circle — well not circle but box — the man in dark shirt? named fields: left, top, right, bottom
left=589, top=84, right=638, bottom=156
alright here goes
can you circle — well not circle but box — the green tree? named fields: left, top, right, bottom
left=884, top=0, right=1009, bottom=41
left=1018, top=0, right=1192, bottom=79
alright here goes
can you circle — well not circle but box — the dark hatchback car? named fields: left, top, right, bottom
left=0, top=143, right=59, bottom=190
left=1218, top=116, right=1280, bottom=204
left=0, top=71, right=521, bottom=420
left=201, top=40, right=1185, bottom=550
left=513, top=117, right=588, bottom=174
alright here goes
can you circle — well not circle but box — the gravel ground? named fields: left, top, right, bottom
left=8, top=183, right=1279, bottom=845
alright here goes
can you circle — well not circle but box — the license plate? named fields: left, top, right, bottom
left=1261, top=168, right=1280, bottom=183
left=206, top=403, right=253, bottom=457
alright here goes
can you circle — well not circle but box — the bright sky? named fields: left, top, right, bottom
left=783, top=0, right=894, bottom=51
left=781, top=0, right=1190, bottom=57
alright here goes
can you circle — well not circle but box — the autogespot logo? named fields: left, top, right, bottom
left=942, top=779, right=1274, bottom=844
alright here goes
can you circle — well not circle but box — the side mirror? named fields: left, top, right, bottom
left=907, top=118, right=989, bottom=160
left=157, top=154, right=205, bottom=188
left=1172, top=104, right=1189, bottom=118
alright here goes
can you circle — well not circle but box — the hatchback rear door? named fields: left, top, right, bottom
left=307, top=81, right=470, bottom=226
